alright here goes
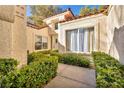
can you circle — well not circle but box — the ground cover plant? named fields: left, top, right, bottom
left=92, top=52, right=124, bottom=88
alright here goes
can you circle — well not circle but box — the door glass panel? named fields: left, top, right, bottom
left=66, top=27, right=94, bottom=52
left=79, top=28, right=84, bottom=52
left=83, top=28, right=89, bottom=52
left=66, top=29, right=78, bottom=52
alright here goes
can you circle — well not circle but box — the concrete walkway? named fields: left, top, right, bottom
left=45, top=63, right=96, bottom=88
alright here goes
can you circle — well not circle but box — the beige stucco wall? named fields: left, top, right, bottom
left=0, top=19, right=13, bottom=58
left=0, top=5, right=15, bottom=23
left=0, top=5, right=27, bottom=67
left=11, top=6, right=27, bottom=67
left=97, top=16, right=108, bottom=52
left=27, top=26, right=35, bottom=53
left=107, top=5, right=124, bottom=64
left=58, top=14, right=107, bottom=53
left=51, top=35, right=58, bottom=50
left=27, top=26, right=51, bottom=53
left=0, top=6, right=14, bottom=58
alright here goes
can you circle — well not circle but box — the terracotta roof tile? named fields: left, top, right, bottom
left=27, top=22, right=48, bottom=30
left=59, top=5, right=109, bottom=23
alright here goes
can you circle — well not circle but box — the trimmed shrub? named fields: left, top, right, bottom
left=0, top=58, right=18, bottom=75
left=51, top=53, right=90, bottom=68
left=38, top=50, right=51, bottom=54
left=28, top=51, right=50, bottom=64
left=51, top=49, right=58, bottom=52
left=29, top=51, right=90, bottom=68
left=50, top=52, right=62, bottom=60
left=28, top=50, right=59, bottom=64
left=60, top=53, right=90, bottom=68
left=1, top=56, right=58, bottom=88
left=92, top=52, right=124, bottom=88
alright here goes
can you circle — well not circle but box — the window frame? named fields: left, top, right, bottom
left=66, top=27, right=94, bottom=53
left=35, top=35, right=48, bottom=50
left=55, top=22, right=58, bottom=30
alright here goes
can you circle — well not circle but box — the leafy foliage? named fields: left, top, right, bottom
left=91, top=7, right=98, bottom=15
left=80, top=6, right=92, bottom=16
left=29, top=5, right=63, bottom=26
left=33, top=50, right=90, bottom=68
left=50, top=52, right=90, bottom=68
left=1, top=54, right=58, bottom=88
left=28, top=50, right=59, bottom=64
left=92, top=52, right=124, bottom=88
left=0, top=58, right=18, bottom=75
left=80, top=5, right=108, bottom=17
left=98, top=5, right=105, bottom=12
left=28, top=51, right=48, bottom=64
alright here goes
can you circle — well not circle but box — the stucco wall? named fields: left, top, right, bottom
left=0, top=19, right=13, bottom=58
left=27, top=26, right=51, bottom=53
left=11, top=6, right=27, bottom=67
left=98, top=16, right=108, bottom=52
left=58, top=14, right=107, bottom=53
left=51, top=35, right=58, bottom=50
left=27, top=26, right=35, bottom=53
left=0, top=5, right=27, bottom=67
left=0, top=6, right=14, bottom=58
left=0, top=5, right=15, bottom=23
left=107, top=5, right=124, bottom=64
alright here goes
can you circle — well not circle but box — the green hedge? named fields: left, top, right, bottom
left=92, top=52, right=124, bottom=88
left=28, top=51, right=49, bottom=64
left=30, top=51, right=90, bottom=68
left=0, top=58, right=18, bottom=75
left=1, top=56, right=58, bottom=88
left=51, top=52, right=90, bottom=68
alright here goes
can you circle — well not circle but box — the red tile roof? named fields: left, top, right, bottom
left=59, top=5, right=109, bottom=23
left=27, top=22, right=48, bottom=30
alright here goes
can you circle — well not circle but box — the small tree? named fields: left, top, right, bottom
left=29, top=5, right=63, bottom=26
left=98, top=5, right=105, bottom=12
left=80, top=6, right=92, bottom=16
left=91, top=7, right=98, bottom=14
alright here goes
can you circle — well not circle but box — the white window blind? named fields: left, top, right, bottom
left=66, top=27, right=94, bottom=52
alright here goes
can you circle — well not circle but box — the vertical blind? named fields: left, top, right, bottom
left=66, top=27, right=94, bottom=52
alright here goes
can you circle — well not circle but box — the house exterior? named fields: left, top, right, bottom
left=27, top=8, right=74, bottom=53
left=0, top=5, right=124, bottom=66
left=27, top=23, right=51, bottom=53
left=58, top=14, right=107, bottom=53
left=27, top=5, right=124, bottom=64
left=27, top=7, right=108, bottom=54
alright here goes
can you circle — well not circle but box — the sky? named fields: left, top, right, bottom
left=26, top=5, right=99, bottom=16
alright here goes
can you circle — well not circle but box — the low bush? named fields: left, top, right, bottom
left=38, top=50, right=51, bottom=54
left=50, top=52, right=62, bottom=60
left=29, top=51, right=90, bottom=68
left=51, top=49, right=58, bottom=52
left=0, top=58, right=18, bottom=75
left=28, top=51, right=49, bottom=64
left=92, top=52, right=124, bottom=88
left=60, top=53, right=90, bottom=68
left=28, top=50, right=59, bottom=64
left=51, top=53, right=90, bottom=68
left=1, top=56, right=58, bottom=88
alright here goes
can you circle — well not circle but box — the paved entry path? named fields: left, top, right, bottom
left=45, top=63, right=96, bottom=88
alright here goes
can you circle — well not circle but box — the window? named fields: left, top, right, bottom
left=55, top=23, right=58, bottom=30
left=66, top=27, right=94, bottom=52
left=35, top=35, right=48, bottom=50
left=55, top=38, right=58, bottom=43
